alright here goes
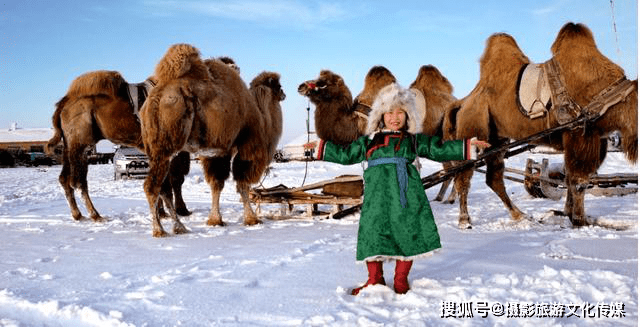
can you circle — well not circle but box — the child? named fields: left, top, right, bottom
left=305, top=83, right=489, bottom=295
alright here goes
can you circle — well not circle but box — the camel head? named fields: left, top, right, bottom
left=298, top=70, right=352, bottom=105
left=251, top=71, right=286, bottom=102
left=217, top=56, right=240, bottom=74
left=353, top=66, right=396, bottom=113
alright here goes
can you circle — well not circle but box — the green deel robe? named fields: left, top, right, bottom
left=319, top=131, right=469, bottom=262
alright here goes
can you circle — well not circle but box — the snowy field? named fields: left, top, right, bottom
left=0, top=150, right=637, bottom=326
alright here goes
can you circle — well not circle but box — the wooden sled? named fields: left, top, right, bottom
left=522, top=158, right=638, bottom=200
left=250, top=175, right=363, bottom=219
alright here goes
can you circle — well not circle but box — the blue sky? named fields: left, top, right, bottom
left=1, top=0, right=637, bottom=144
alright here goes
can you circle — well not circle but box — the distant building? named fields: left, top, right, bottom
left=276, top=132, right=318, bottom=162
left=0, top=126, right=57, bottom=154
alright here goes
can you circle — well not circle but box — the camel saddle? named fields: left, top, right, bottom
left=127, top=79, right=156, bottom=118
left=517, top=59, right=636, bottom=125
left=516, top=63, right=552, bottom=119
left=409, top=88, right=427, bottom=122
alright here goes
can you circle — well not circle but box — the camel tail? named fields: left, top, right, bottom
left=46, top=96, right=67, bottom=155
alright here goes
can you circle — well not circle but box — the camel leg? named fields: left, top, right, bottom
left=71, top=146, right=103, bottom=222
left=79, top=188, right=104, bottom=222
left=58, top=157, right=83, bottom=221
left=207, top=180, right=225, bottom=226
left=237, top=181, right=261, bottom=226
left=484, top=154, right=526, bottom=221
left=454, top=168, right=474, bottom=229
left=144, top=159, right=172, bottom=237
left=201, top=156, right=231, bottom=226
left=157, top=178, right=172, bottom=218
left=158, top=190, right=188, bottom=234
left=445, top=184, right=457, bottom=204
left=434, top=178, right=452, bottom=202
left=232, top=156, right=263, bottom=226
left=170, top=152, right=191, bottom=216
left=68, top=144, right=103, bottom=222
left=561, top=133, right=605, bottom=227
left=563, top=172, right=591, bottom=227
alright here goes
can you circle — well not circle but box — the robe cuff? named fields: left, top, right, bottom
left=466, top=137, right=479, bottom=160
left=316, top=139, right=326, bottom=160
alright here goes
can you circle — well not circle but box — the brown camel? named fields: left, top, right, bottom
left=446, top=22, right=637, bottom=228
left=139, top=44, right=284, bottom=237
left=352, top=65, right=459, bottom=201
left=46, top=70, right=192, bottom=222
left=353, top=65, right=456, bottom=136
left=352, top=65, right=397, bottom=117
left=298, top=70, right=368, bottom=145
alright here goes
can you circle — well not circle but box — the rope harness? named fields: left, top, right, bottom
left=516, top=58, right=635, bottom=130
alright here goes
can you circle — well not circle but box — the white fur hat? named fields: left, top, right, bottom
left=366, top=83, right=423, bottom=135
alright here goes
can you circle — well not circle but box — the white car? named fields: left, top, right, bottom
left=113, top=146, right=149, bottom=180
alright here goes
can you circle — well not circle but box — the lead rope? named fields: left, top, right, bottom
left=300, top=102, right=311, bottom=187
left=609, top=0, right=621, bottom=60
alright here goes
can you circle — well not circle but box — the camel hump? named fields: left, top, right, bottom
left=414, top=65, right=453, bottom=94
left=155, top=43, right=208, bottom=82
left=67, top=70, right=124, bottom=98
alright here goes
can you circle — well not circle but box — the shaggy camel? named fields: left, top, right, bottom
left=46, top=70, right=192, bottom=222
left=298, top=70, right=369, bottom=145
left=139, top=44, right=284, bottom=237
left=446, top=22, right=637, bottom=228
left=352, top=65, right=459, bottom=201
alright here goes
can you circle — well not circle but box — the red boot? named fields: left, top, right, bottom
left=351, top=261, right=385, bottom=295
left=394, top=260, right=413, bottom=294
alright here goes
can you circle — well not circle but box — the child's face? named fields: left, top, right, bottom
left=383, top=107, right=407, bottom=131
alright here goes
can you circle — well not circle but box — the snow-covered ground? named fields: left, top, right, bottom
left=0, top=150, right=637, bottom=326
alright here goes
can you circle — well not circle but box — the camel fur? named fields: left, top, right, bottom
left=446, top=22, right=637, bottom=228
left=46, top=70, right=192, bottom=222
left=139, top=44, right=283, bottom=237
left=352, top=65, right=397, bottom=116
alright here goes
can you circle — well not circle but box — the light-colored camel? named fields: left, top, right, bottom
left=445, top=22, right=637, bottom=228
left=139, top=44, right=284, bottom=237
left=46, top=70, right=192, bottom=222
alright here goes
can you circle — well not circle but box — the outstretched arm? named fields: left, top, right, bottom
left=304, top=137, right=368, bottom=165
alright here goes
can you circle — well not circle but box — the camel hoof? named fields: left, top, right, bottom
left=90, top=215, right=106, bottom=223
left=176, top=207, right=192, bottom=216
left=458, top=214, right=471, bottom=229
left=173, top=224, right=189, bottom=234
left=206, top=218, right=225, bottom=227
left=570, top=218, right=589, bottom=228
left=72, top=213, right=83, bottom=221
left=153, top=229, right=169, bottom=238
left=244, top=218, right=263, bottom=226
